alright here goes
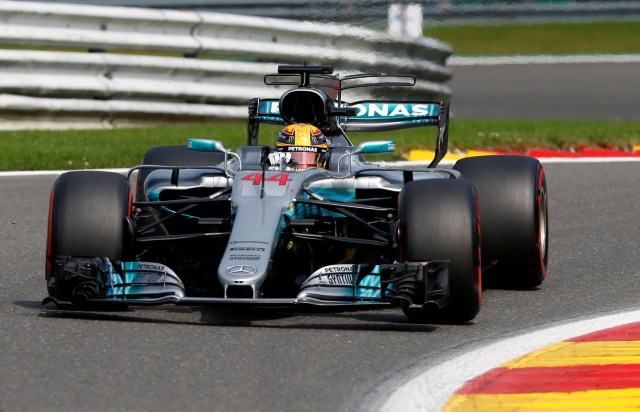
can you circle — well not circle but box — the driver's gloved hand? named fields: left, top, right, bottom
left=268, top=152, right=291, bottom=166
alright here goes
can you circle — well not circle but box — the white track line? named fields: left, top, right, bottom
left=448, top=54, right=640, bottom=66
left=0, top=168, right=128, bottom=177
left=536, top=157, right=640, bottom=163
left=378, top=309, right=640, bottom=412
left=382, top=157, right=640, bottom=168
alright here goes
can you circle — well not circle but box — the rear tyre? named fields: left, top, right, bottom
left=141, top=145, right=226, bottom=166
left=137, top=145, right=225, bottom=200
left=453, top=155, right=548, bottom=289
left=46, top=171, right=132, bottom=299
left=398, top=179, right=481, bottom=324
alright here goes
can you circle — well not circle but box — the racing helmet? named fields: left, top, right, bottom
left=276, top=123, right=329, bottom=169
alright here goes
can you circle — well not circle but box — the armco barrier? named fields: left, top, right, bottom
left=20, top=0, right=640, bottom=26
left=0, top=0, right=452, bottom=129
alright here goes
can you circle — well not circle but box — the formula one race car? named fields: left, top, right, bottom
left=44, top=64, right=548, bottom=324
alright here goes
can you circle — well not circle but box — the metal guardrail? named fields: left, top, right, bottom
left=0, top=0, right=452, bottom=129
left=18, top=0, right=640, bottom=25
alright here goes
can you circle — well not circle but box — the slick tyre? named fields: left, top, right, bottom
left=46, top=171, right=132, bottom=298
left=398, top=179, right=481, bottom=324
left=453, top=155, right=548, bottom=289
left=137, top=145, right=225, bottom=201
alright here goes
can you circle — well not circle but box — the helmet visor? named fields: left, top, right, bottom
left=277, top=146, right=327, bottom=168
left=290, top=151, right=320, bottom=168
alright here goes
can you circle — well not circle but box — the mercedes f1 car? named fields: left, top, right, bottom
left=44, top=64, right=548, bottom=323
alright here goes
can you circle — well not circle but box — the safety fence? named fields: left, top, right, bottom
left=17, top=0, right=640, bottom=25
left=0, top=0, right=452, bottom=128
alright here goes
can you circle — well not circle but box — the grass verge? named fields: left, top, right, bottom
left=2, top=119, right=640, bottom=171
left=424, top=20, right=640, bottom=56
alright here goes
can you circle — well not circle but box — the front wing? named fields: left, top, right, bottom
left=43, top=258, right=449, bottom=311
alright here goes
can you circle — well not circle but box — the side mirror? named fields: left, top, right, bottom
left=352, top=141, right=396, bottom=155
left=187, top=139, right=227, bottom=153
left=187, top=139, right=242, bottom=177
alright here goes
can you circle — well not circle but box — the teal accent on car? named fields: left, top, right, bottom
left=187, top=139, right=226, bottom=153
left=352, top=102, right=440, bottom=120
left=354, top=140, right=396, bottom=155
left=356, top=270, right=382, bottom=299
left=256, top=100, right=285, bottom=124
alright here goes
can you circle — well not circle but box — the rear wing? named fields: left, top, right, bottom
left=248, top=99, right=450, bottom=167
left=343, top=101, right=439, bottom=132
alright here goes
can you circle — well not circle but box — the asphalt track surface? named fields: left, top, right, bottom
left=2, top=63, right=640, bottom=412
left=2, top=161, right=640, bottom=412
left=448, top=62, right=640, bottom=120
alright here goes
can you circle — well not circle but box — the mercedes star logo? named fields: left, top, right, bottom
left=226, top=265, right=257, bottom=276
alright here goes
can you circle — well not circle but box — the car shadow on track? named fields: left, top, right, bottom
left=17, top=300, right=447, bottom=332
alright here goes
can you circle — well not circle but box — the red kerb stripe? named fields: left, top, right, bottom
left=457, top=364, right=640, bottom=395
left=568, top=322, right=640, bottom=342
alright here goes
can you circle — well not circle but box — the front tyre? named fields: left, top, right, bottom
left=46, top=171, right=132, bottom=299
left=398, top=179, right=481, bottom=324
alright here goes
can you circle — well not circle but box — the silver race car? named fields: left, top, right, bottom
left=44, top=65, right=548, bottom=324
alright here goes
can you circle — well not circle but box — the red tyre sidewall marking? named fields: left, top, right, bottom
left=476, top=194, right=482, bottom=308
left=45, top=185, right=55, bottom=296
left=127, top=187, right=133, bottom=217
left=397, top=196, right=404, bottom=263
left=537, top=166, right=548, bottom=280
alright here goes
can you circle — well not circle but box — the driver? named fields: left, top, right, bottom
left=268, top=123, right=329, bottom=169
